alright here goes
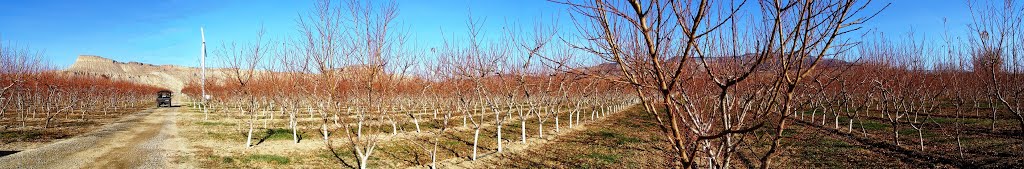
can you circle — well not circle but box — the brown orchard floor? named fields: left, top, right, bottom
left=179, top=104, right=1024, bottom=168
left=0, top=107, right=151, bottom=151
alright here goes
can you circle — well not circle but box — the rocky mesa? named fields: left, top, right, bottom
left=63, top=55, right=227, bottom=94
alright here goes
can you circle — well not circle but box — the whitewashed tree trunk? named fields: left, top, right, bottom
left=555, top=113, right=560, bottom=133
left=472, top=126, right=480, bottom=160
left=575, top=108, right=581, bottom=126
left=567, top=109, right=573, bottom=128
left=591, top=109, right=596, bottom=121
left=520, top=108, right=527, bottom=144
left=334, top=114, right=340, bottom=127
left=494, top=105, right=503, bottom=152
left=538, top=119, right=544, bottom=137
left=848, top=118, right=854, bottom=133
left=357, top=115, right=363, bottom=138
left=413, top=114, right=421, bottom=133
left=821, top=110, right=827, bottom=126
left=430, top=140, right=438, bottom=169
left=497, top=123, right=503, bottom=152
left=322, top=123, right=329, bottom=141
left=291, top=108, right=298, bottom=143
left=811, top=110, right=816, bottom=124
left=268, top=103, right=275, bottom=128
left=917, top=128, right=924, bottom=151
left=265, top=103, right=275, bottom=126
left=390, top=117, right=398, bottom=136
left=246, top=114, right=255, bottom=148
left=355, top=145, right=375, bottom=169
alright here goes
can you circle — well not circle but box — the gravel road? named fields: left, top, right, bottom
left=0, top=107, right=190, bottom=169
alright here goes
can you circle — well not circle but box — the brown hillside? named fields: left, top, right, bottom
left=63, top=55, right=230, bottom=94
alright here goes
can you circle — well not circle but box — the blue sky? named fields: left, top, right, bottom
left=0, top=0, right=973, bottom=68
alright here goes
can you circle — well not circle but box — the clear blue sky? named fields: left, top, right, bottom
left=0, top=0, right=972, bottom=68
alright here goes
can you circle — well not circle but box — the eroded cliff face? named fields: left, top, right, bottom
left=64, top=55, right=228, bottom=94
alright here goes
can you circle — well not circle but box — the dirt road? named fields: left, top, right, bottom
left=0, top=107, right=191, bottom=169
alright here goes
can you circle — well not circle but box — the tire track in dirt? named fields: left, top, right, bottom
left=0, top=107, right=191, bottom=169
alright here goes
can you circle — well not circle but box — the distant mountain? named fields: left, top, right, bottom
left=63, top=55, right=230, bottom=93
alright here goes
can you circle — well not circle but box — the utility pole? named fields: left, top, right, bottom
left=201, top=27, right=209, bottom=120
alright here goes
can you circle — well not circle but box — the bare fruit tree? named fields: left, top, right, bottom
left=967, top=0, right=1024, bottom=136
left=218, top=26, right=270, bottom=148
left=555, top=0, right=883, bottom=168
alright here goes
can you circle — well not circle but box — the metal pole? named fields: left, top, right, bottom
left=201, top=27, right=209, bottom=120
left=201, top=27, right=207, bottom=99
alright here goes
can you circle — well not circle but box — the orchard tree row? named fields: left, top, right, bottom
left=0, top=41, right=165, bottom=131
left=181, top=0, right=1023, bottom=168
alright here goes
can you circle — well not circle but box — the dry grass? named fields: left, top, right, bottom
left=177, top=102, right=1024, bottom=168
left=176, top=102, right=631, bottom=168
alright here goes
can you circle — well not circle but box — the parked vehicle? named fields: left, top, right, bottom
left=156, top=90, right=172, bottom=107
